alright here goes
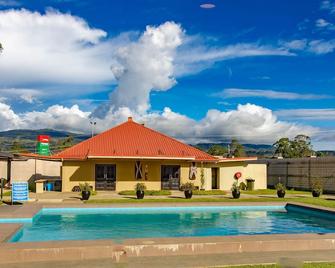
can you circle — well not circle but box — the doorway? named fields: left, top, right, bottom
left=161, top=165, right=180, bottom=190
left=95, top=164, right=116, bottom=190
left=211, top=168, right=219, bottom=189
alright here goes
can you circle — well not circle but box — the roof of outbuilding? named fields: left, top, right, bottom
left=54, top=117, right=216, bottom=161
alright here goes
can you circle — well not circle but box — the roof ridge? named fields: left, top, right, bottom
left=136, top=121, right=215, bottom=160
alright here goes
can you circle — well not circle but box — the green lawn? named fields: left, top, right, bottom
left=85, top=196, right=335, bottom=209
left=193, top=189, right=226, bottom=195
left=118, top=190, right=171, bottom=196
left=242, top=189, right=311, bottom=195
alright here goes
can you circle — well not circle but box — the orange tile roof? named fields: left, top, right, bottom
left=55, top=117, right=216, bottom=162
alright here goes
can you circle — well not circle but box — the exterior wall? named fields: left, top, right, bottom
left=0, top=161, right=7, bottom=180
left=0, top=158, right=61, bottom=182
left=213, top=162, right=267, bottom=191
left=61, top=159, right=212, bottom=192
left=11, top=159, right=61, bottom=182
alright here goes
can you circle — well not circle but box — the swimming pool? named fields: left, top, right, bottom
left=6, top=205, right=335, bottom=243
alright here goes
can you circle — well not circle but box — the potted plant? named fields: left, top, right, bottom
left=135, top=183, right=146, bottom=199
left=231, top=182, right=240, bottom=199
left=275, top=183, right=286, bottom=198
left=311, top=180, right=323, bottom=197
left=181, top=182, right=194, bottom=199
left=79, top=183, right=91, bottom=200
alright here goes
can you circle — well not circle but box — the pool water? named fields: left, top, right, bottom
left=8, top=205, right=335, bottom=243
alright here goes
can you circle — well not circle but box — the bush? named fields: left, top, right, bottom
left=180, top=182, right=195, bottom=191
left=135, top=183, right=146, bottom=192
left=118, top=190, right=171, bottom=196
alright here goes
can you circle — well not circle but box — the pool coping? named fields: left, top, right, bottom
left=0, top=202, right=334, bottom=263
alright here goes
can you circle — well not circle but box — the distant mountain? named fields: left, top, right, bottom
left=194, top=142, right=275, bottom=157
left=0, top=129, right=89, bottom=153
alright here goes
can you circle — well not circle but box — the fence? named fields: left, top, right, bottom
left=257, top=157, right=335, bottom=193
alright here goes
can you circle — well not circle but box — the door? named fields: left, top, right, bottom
left=161, top=165, right=180, bottom=190
left=95, top=164, right=116, bottom=190
left=211, top=168, right=219, bottom=189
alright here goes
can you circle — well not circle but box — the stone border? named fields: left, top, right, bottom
left=0, top=202, right=334, bottom=264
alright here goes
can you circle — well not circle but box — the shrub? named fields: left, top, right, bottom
left=311, top=179, right=323, bottom=194
left=275, top=183, right=286, bottom=191
left=79, top=183, right=92, bottom=192
left=135, top=183, right=146, bottom=192
left=239, top=182, right=247, bottom=190
left=231, top=181, right=240, bottom=192
left=181, top=182, right=195, bottom=191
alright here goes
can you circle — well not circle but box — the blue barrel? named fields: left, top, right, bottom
left=46, top=182, right=54, bottom=191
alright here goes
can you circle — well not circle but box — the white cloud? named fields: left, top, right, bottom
left=175, top=42, right=293, bottom=76
left=282, top=39, right=335, bottom=55
left=275, top=108, right=335, bottom=120
left=0, top=0, right=20, bottom=7
left=0, top=9, right=113, bottom=87
left=0, top=101, right=319, bottom=145
left=0, top=88, right=42, bottom=103
left=321, top=0, right=335, bottom=14
left=308, top=39, right=335, bottom=54
left=94, top=21, right=183, bottom=116
left=214, top=88, right=331, bottom=100
left=315, top=18, right=335, bottom=30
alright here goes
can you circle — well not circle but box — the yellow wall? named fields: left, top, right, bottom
left=61, top=159, right=266, bottom=192
left=214, top=162, right=267, bottom=191
left=61, top=159, right=210, bottom=192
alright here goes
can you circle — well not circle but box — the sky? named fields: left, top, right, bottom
left=0, top=0, right=334, bottom=149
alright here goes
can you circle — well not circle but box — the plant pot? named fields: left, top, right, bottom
left=312, top=190, right=321, bottom=197
left=81, top=190, right=91, bottom=200
left=184, top=190, right=193, bottom=199
left=136, top=190, right=145, bottom=199
left=232, top=190, right=240, bottom=199
left=277, top=190, right=286, bottom=198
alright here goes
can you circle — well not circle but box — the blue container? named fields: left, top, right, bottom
left=46, top=182, right=54, bottom=191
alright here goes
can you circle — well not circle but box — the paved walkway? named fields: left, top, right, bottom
left=3, top=250, right=335, bottom=267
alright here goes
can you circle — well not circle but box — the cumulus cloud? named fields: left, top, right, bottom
left=215, top=88, right=332, bottom=100
left=93, top=21, right=183, bottom=116
left=0, top=9, right=113, bottom=87
left=0, top=101, right=318, bottom=145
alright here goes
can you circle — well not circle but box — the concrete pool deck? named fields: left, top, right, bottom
left=0, top=202, right=334, bottom=265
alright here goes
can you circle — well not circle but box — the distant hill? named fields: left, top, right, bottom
left=0, top=129, right=89, bottom=153
left=0, top=129, right=333, bottom=157
left=194, top=143, right=275, bottom=157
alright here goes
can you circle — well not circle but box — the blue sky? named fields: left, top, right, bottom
left=0, top=0, right=334, bottom=149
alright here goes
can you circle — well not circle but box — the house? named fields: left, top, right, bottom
left=0, top=152, right=61, bottom=189
left=55, top=117, right=267, bottom=192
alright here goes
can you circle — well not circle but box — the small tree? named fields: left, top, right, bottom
left=207, top=144, right=227, bottom=156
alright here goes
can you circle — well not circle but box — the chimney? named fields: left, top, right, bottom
left=127, top=116, right=133, bottom=122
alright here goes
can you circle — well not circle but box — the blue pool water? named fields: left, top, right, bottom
left=6, top=205, right=335, bottom=243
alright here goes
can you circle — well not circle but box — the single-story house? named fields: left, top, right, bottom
left=55, top=117, right=267, bottom=192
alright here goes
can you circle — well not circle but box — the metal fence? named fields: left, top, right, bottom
left=257, top=157, right=335, bottom=193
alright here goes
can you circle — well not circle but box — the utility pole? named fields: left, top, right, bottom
left=90, top=121, right=97, bottom=137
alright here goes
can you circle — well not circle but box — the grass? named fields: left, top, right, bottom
left=118, top=190, right=171, bottom=196
left=85, top=196, right=335, bottom=208
left=242, top=189, right=311, bottom=195
left=2, top=190, right=11, bottom=196
left=193, top=189, right=226, bottom=195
